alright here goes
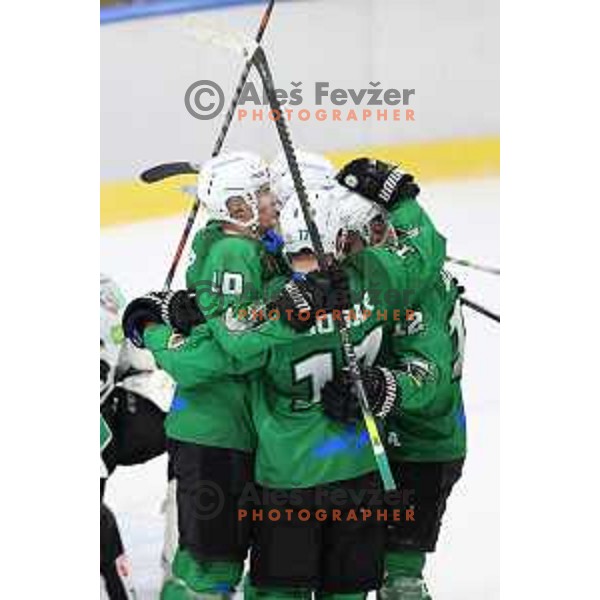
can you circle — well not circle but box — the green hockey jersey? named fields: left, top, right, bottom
left=147, top=247, right=419, bottom=488
left=158, top=222, right=283, bottom=450
left=382, top=198, right=467, bottom=461
left=383, top=270, right=467, bottom=462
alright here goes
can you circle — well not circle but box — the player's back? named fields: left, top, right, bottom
left=384, top=265, right=467, bottom=462
left=235, top=253, right=406, bottom=489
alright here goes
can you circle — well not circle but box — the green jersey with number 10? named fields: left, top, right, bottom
left=160, top=222, right=283, bottom=450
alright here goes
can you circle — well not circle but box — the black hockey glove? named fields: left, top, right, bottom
left=322, top=366, right=398, bottom=424
left=272, top=267, right=352, bottom=332
left=122, top=290, right=205, bottom=348
left=336, top=157, right=420, bottom=209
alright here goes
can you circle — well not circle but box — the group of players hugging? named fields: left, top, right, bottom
left=100, top=151, right=467, bottom=600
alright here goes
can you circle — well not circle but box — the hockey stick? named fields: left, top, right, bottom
left=248, top=44, right=397, bottom=492
left=140, top=162, right=200, bottom=184
left=461, top=297, right=500, bottom=323
left=158, top=0, right=276, bottom=290
left=446, top=256, right=500, bottom=276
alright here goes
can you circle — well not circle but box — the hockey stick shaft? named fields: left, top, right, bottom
left=211, top=0, right=275, bottom=158
left=446, top=256, right=500, bottom=276
left=461, top=296, right=500, bottom=323
left=251, top=45, right=396, bottom=492
left=161, top=0, right=276, bottom=291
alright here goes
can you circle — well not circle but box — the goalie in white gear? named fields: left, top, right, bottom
left=100, top=274, right=174, bottom=599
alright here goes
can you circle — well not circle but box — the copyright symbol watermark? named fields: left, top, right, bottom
left=192, top=480, right=225, bottom=521
left=184, top=80, right=224, bottom=120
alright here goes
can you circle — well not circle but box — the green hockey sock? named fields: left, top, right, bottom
left=161, top=548, right=243, bottom=598
left=243, top=576, right=312, bottom=600
left=385, top=551, right=426, bottom=579
left=379, top=551, right=430, bottom=600
left=316, top=593, right=367, bottom=600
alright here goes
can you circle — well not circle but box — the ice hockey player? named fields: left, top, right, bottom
left=204, top=185, right=465, bottom=600
left=269, top=149, right=336, bottom=208
left=128, top=186, right=440, bottom=600
left=324, top=159, right=468, bottom=599
left=122, top=151, right=291, bottom=600
left=100, top=274, right=171, bottom=599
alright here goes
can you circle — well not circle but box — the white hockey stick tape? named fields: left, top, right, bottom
left=186, top=18, right=259, bottom=59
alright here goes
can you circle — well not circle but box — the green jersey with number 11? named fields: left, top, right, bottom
left=204, top=247, right=412, bottom=489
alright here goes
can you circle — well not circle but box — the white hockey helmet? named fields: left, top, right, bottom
left=100, top=274, right=126, bottom=395
left=322, top=186, right=390, bottom=259
left=279, top=188, right=333, bottom=256
left=196, top=151, right=270, bottom=228
left=270, top=150, right=336, bottom=209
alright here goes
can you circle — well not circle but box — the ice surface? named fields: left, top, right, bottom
left=101, top=177, right=500, bottom=599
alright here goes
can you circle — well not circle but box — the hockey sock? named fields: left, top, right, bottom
left=316, top=593, right=367, bottom=600
left=379, top=551, right=430, bottom=600
left=386, top=551, right=426, bottom=579
left=243, top=576, right=312, bottom=600
left=161, top=548, right=243, bottom=599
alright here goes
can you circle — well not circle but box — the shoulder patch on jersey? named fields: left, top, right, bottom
left=395, top=226, right=420, bottom=240
left=398, top=357, right=437, bottom=386
left=222, top=306, right=265, bottom=334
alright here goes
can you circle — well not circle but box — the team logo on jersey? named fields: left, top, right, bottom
left=395, top=226, right=420, bottom=240
left=398, top=358, right=435, bottom=386
left=223, top=306, right=265, bottom=333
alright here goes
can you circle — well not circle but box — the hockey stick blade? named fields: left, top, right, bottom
left=462, top=297, right=500, bottom=323
left=186, top=20, right=259, bottom=59
left=160, top=0, right=276, bottom=290
left=140, top=162, right=200, bottom=184
left=447, top=256, right=500, bottom=276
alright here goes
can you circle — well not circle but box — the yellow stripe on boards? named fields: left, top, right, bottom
left=100, top=136, right=499, bottom=228
left=100, top=175, right=197, bottom=228
left=326, top=136, right=500, bottom=182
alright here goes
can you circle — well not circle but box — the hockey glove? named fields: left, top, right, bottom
left=322, top=366, right=398, bottom=424
left=336, top=157, right=420, bottom=209
left=122, top=290, right=205, bottom=348
left=272, top=266, right=352, bottom=332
